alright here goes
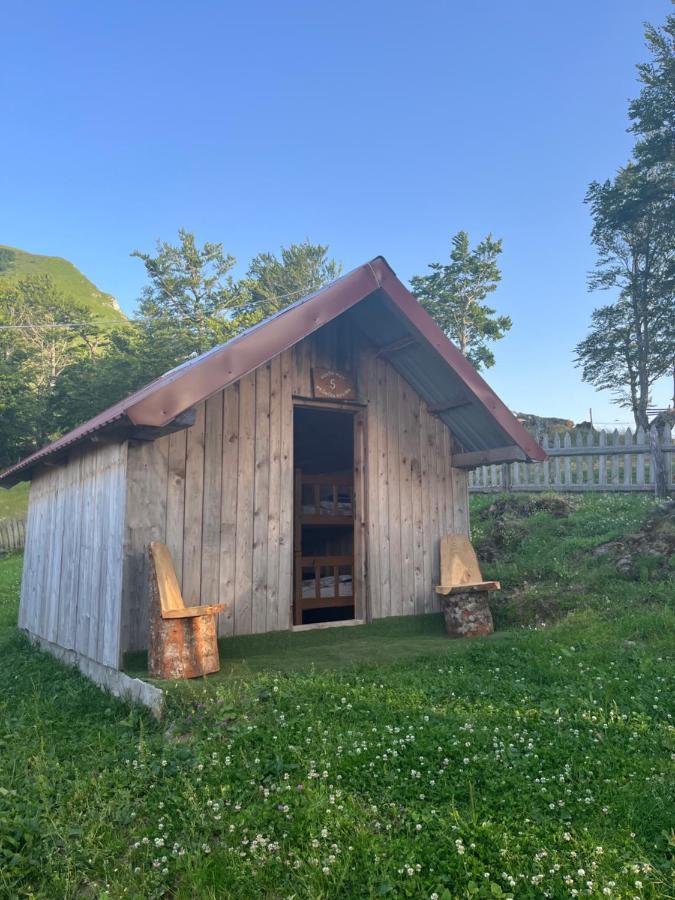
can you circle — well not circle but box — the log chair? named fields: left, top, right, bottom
left=435, top=534, right=499, bottom=638
left=148, top=541, right=228, bottom=679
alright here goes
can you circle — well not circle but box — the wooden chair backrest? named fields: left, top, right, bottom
left=149, top=541, right=186, bottom=614
left=440, top=534, right=483, bottom=587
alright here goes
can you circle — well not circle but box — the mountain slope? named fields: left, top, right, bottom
left=0, top=245, right=125, bottom=320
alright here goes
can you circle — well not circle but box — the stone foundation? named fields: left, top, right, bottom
left=439, top=591, right=494, bottom=638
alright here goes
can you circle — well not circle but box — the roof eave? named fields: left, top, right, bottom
left=373, top=260, right=547, bottom=464
left=0, top=255, right=546, bottom=485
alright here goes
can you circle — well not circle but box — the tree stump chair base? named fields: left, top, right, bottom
left=149, top=612, right=221, bottom=679
left=438, top=590, right=494, bottom=638
left=147, top=542, right=228, bottom=680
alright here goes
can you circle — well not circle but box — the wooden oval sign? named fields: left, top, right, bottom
left=311, top=367, right=356, bottom=400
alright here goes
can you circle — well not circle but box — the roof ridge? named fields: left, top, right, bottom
left=0, top=256, right=544, bottom=485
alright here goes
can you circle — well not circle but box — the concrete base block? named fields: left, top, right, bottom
left=23, top=630, right=164, bottom=716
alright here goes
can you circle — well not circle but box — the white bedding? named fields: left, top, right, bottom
left=302, top=498, right=352, bottom=515
left=301, top=574, right=353, bottom=599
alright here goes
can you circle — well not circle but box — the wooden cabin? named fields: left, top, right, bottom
left=0, top=257, right=544, bottom=686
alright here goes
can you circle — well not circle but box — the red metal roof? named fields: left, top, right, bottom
left=0, top=256, right=545, bottom=485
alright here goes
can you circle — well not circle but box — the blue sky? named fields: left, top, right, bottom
left=1, top=0, right=672, bottom=424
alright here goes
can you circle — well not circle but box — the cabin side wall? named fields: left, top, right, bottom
left=19, top=441, right=128, bottom=669
left=121, top=318, right=468, bottom=652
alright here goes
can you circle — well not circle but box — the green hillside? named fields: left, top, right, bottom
left=0, top=245, right=125, bottom=320
left=0, top=483, right=29, bottom=521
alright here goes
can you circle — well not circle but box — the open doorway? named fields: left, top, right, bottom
left=293, top=406, right=355, bottom=626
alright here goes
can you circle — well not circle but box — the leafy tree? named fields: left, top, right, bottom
left=0, top=234, right=343, bottom=464
left=577, top=14, right=675, bottom=430
left=239, top=240, right=341, bottom=324
left=41, top=235, right=342, bottom=440
left=629, top=16, right=674, bottom=178
left=0, top=275, right=101, bottom=465
left=577, top=167, right=674, bottom=428
left=575, top=300, right=672, bottom=421
left=410, top=231, right=511, bottom=370
left=132, top=230, right=242, bottom=375
left=47, top=325, right=145, bottom=434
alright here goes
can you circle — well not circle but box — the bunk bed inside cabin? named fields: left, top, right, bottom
left=293, top=407, right=355, bottom=626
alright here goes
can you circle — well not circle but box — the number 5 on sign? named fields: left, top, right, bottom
left=311, top=368, right=356, bottom=400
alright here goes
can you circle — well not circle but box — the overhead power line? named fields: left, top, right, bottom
left=0, top=321, right=136, bottom=330
left=0, top=321, right=137, bottom=330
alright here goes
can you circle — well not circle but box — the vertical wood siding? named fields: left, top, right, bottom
left=121, top=317, right=466, bottom=651
left=19, top=442, right=127, bottom=668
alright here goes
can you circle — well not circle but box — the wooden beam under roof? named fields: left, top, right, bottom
left=428, top=398, right=473, bottom=415
left=452, top=445, right=528, bottom=469
left=375, top=335, right=416, bottom=357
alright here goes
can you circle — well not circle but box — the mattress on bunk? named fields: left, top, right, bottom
left=301, top=574, right=353, bottom=599
left=301, top=497, right=352, bottom=515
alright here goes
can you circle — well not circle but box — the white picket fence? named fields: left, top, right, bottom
left=0, top=517, right=26, bottom=551
left=469, top=425, right=674, bottom=494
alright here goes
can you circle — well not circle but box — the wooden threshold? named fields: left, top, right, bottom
left=291, top=618, right=365, bottom=633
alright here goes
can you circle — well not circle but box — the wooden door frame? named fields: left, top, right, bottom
left=289, top=400, right=369, bottom=628
left=352, top=406, right=368, bottom=622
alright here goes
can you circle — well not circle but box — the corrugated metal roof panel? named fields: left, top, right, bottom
left=0, top=256, right=545, bottom=485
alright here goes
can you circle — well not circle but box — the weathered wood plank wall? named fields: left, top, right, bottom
left=19, top=442, right=127, bottom=668
left=121, top=316, right=466, bottom=652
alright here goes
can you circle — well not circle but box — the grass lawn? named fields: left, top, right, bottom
left=124, top=613, right=515, bottom=683
left=0, top=482, right=29, bottom=522
left=0, top=494, right=673, bottom=899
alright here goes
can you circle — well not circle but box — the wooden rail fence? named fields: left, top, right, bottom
left=469, top=426, right=674, bottom=495
left=0, top=518, right=26, bottom=551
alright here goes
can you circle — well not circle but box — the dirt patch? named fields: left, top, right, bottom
left=593, top=501, right=675, bottom=579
